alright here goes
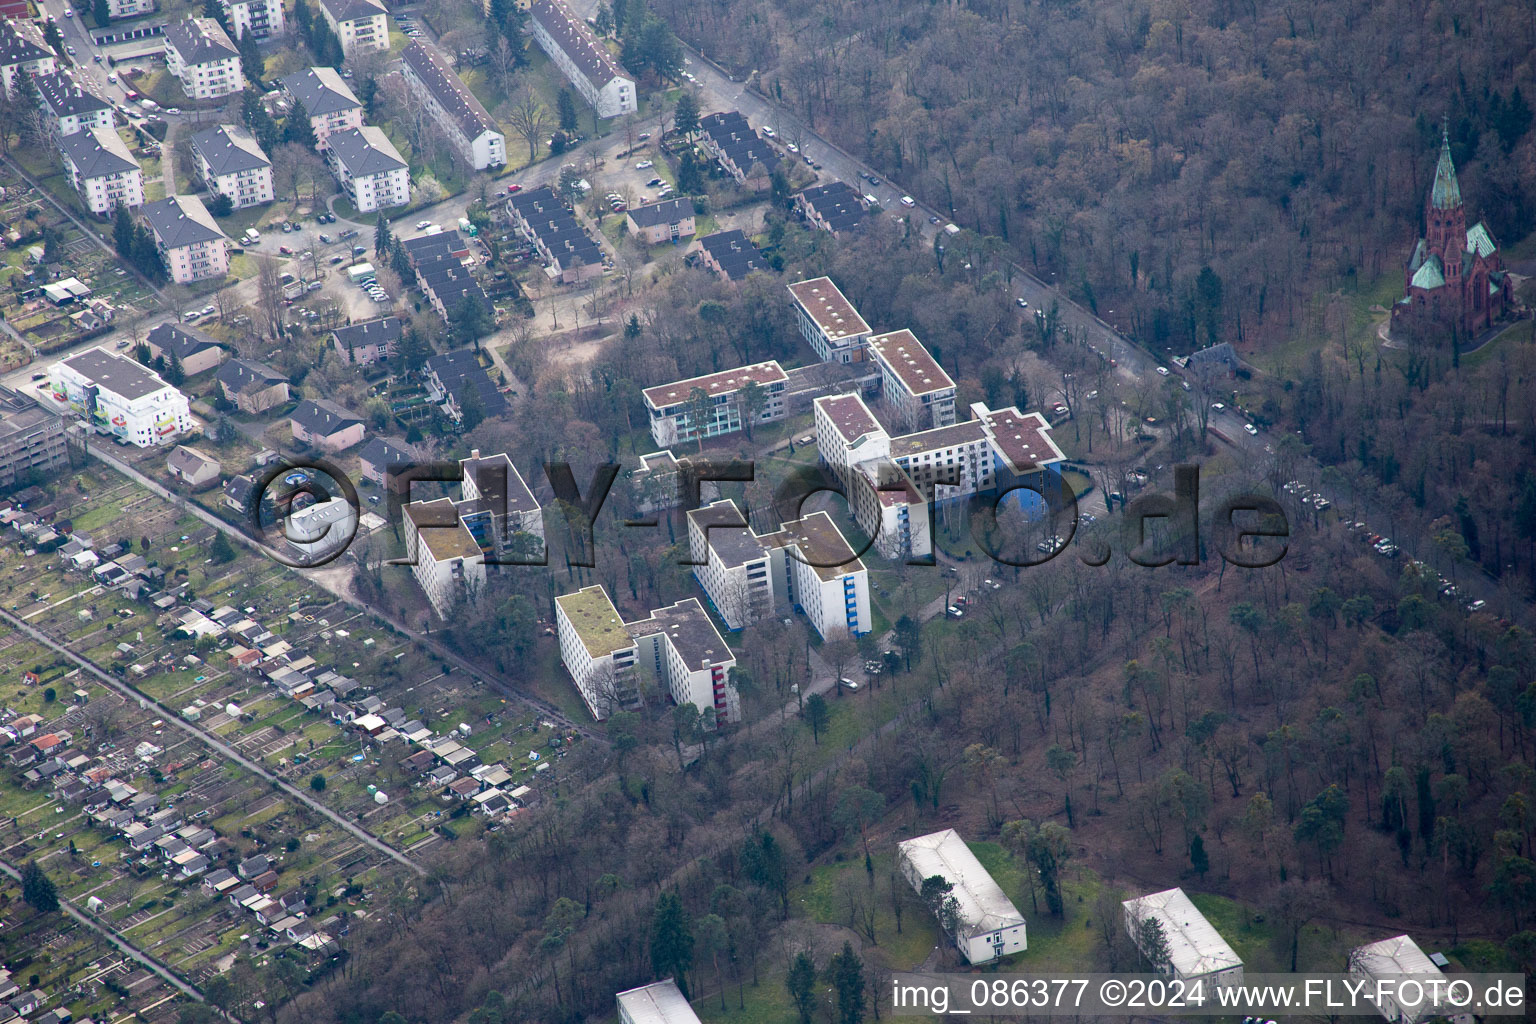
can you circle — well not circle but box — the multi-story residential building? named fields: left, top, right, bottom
left=555, top=586, right=740, bottom=724
left=402, top=498, right=485, bottom=619
left=214, top=358, right=288, bottom=413
left=317, top=0, right=388, bottom=58
left=163, top=18, right=244, bottom=101
left=60, top=126, right=144, bottom=216
left=399, top=40, right=505, bottom=170
left=697, top=111, right=779, bottom=189
left=898, top=829, right=1028, bottom=965
left=506, top=186, right=604, bottom=284
left=625, top=198, right=695, bottom=246
left=325, top=127, right=409, bottom=212
left=331, top=315, right=399, bottom=365
left=0, top=20, right=55, bottom=100
left=290, top=398, right=364, bottom=451
left=0, top=386, right=68, bottom=488
left=686, top=498, right=871, bottom=640
left=529, top=0, right=635, bottom=119
left=642, top=360, right=788, bottom=448
left=189, top=124, right=273, bottom=209
left=867, top=329, right=956, bottom=431
left=48, top=347, right=193, bottom=447
left=787, top=276, right=872, bottom=363
left=457, top=449, right=543, bottom=556
left=814, top=392, right=930, bottom=562
left=277, top=68, right=364, bottom=151
left=694, top=229, right=767, bottom=283
left=101, top=0, right=158, bottom=18
left=139, top=196, right=229, bottom=284
left=220, top=0, right=285, bottom=39
left=795, top=181, right=866, bottom=235
left=34, top=71, right=114, bottom=139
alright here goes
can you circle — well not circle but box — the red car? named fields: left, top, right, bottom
left=278, top=245, right=292, bottom=255
left=124, top=90, right=140, bottom=100
left=505, top=184, right=522, bottom=194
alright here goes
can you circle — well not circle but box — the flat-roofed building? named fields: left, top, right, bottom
left=458, top=448, right=543, bottom=555
left=49, top=347, right=193, bottom=447
left=897, top=828, right=1027, bottom=964
left=278, top=68, right=364, bottom=151
left=400, top=40, right=505, bottom=170
left=403, top=497, right=486, bottom=619
left=325, top=127, right=409, bottom=212
left=529, top=0, right=635, bottom=118
left=868, top=329, right=955, bottom=431
left=788, top=276, right=871, bottom=363
left=556, top=586, right=739, bottom=724
left=642, top=360, right=787, bottom=448
left=0, top=386, right=68, bottom=488
left=1122, top=888, right=1243, bottom=992
left=60, top=126, right=144, bottom=216
left=616, top=979, right=701, bottom=1024
left=1348, top=936, right=1447, bottom=1024
left=318, top=0, right=388, bottom=57
left=189, top=124, right=273, bottom=209
left=163, top=18, right=243, bottom=100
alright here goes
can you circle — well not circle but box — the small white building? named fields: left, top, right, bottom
left=49, top=347, right=193, bottom=447
left=529, top=0, right=636, bottom=119
left=60, top=126, right=144, bottom=216
left=1349, top=936, right=1448, bottom=1024
left=325, top=127, right=409, bottom=213
left=642, top=360, right=788, bottom=448
left=163, top=18, right=244, bottom=101
left=139, top=195, right=229, bottom=284
left=189, top=124, right=273, bottom=209
left=278, top=68, right=364, bottom=152
left=399, top=40, right=505, bottom=170
left=1122, top=888, right=1244, bottom=992
left=787, top=276, right=873, bottom=364
left=897, top=829, right=1027, bottom=964
left=616, top=979, right=701, bottom=1024
left=220, top=0, right=285, bottom=39
left=317, top=0, right=388, bottom=58
left=284, top=497, right=358, bottom=565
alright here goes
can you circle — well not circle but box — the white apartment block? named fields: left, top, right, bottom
left=49, top=347, right=193, bottom=447
left=400, top=40, right=506, bottom=170
left=34, top=71, right=115, bottom=139
left=0, top=20, right=56, bottom=100
left=868, top=329, right=956, bottom=431
left=104, top=0, right=158, bottom=17
left=60, top=126, right=144, bottom=216
left=1122, top=888, right=1244, bottom=992
left=325, top=127, right=409, bottom=212
left=787, top=276, right=873, bottom=363
left=529, top=0, right=636, bottom=119
left=402, top=498, right=486, bottom=619
left=458, top=449, right=545, bottom=557
left=139, top=195, right=230, bottom=284
left=189, top=124, right=273, bottom=209
left=898, top=829, right=1027, bottom=965
left=164, top=18, right=244, bottom=100
left=318, top=0, right=389, bottom=58
left=278, top=68, right=364, bottom=151
left=642, top=360, right=788, bottom=448
left=555, top=586, right=740, bottom=725
left=686, top=498, right=871, bottom=641
left=221, top=0, right=285, bottom=39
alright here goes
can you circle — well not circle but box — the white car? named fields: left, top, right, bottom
left=1156, top=366, right=1170, bottom=376
left=635, top=160, right=653, bottom=170
left=107, top=73, right=117, bottom=83
left=63, top=6, right=72, bottom=14
left=1466, top=599, right=1486, bottom=613
left=1243, top=423, right=1258, bottom=435
left=1211, top=402, right=1224, bottom=411
left=900, top=196, right=915, bottom=207
left=415, top=220, right=432, bottom=230
left=786, top=143, right=799, bottom=153
left=761, top=126, right=775, bottom=138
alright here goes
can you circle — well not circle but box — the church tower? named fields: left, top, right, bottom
left=1425, top=126, right=1466, bottom=285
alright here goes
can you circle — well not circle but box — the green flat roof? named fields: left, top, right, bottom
left=556, top=586, right=631, bottom=659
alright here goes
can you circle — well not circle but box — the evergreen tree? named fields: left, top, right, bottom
left=673, top=90, right=699, bottom=137
left=208, top=193, right=234, bottom=217
left=769, top=166, right=792, bottom=211
left=624, top=313, right=642, bottom=339
left=238, top=30, right=263, bottom=85
left=358, top=75, right=379, bottom=120
left=293, top=0, right=311, bottom=38
left=20, top=861, right=58, bottom=913
left=649, top=891, right=694, bottom=997
left=830, top=942, right=866, bottom=1024
left=92, top=0, right=110, bottom=25
left=284, top=99, right=317, bottom=148
left=203, top=0, right=229, bottom=32
left=1136, top=916, right=1173, bottom=973
left=112, top=203, right=135, bottom=256
left=457, top=378, right=486, bottom=432
left=165, top=351, right=185, bottom=387
left=374, top=217, right=392, bottom=258
left=785, top=952, right=816, bottom=1024
left=43, top=20, right=63, bottom=53
left=556, top=88, right=579, bottom=133
left=1189, top=834, right=1209, bottom=878
left=209, top=531, right=236, bottom=563
left=593, top=2, right=612, bottom=36
left=452, top=294, right=493, bottom=347
left=675, top=148, right=703, bottom=195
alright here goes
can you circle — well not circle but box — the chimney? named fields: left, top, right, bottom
left=470, top=448, right=480, bottom=459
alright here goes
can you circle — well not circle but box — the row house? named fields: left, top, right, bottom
left=795, top=180, right=866, bottom=236
left=697, top=110, right=780, bottom=190
left=693, top=229, right=767, bottom=283
left=506, top=186, right=604, bottom=283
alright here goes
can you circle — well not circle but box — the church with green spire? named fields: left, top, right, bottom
left=1390, top=127, right=1514, bottom=344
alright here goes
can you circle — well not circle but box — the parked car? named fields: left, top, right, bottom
left=1211, top=402, right=1224, bottom=411
left=1243, top=423, right=1258, bottom=435
left=65, top=45, right=74, bottom=55
left=1467, top=599, right=1487, bottom=613
left=837, top=678, right=860, bottom=692
left=416, top=220, right=432, bottom=229
left=900, top=195, right=915, bottom=207
left=1156, top=366, right=1170, bottom=375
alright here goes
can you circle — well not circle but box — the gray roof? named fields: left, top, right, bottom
left=279, top=68, right=362, bottom=117
left=190, top=124, right=270, bottom=177
left=61, top=126, right=138, bottom=180
left=0, top=19, right=51, bottom=67
left=401, top=40, right=499, bottom=140
left=167, top=445, right=220, bottom=477
left=327, top=126, right=406, bottom=177
left=59, top=347, right=177, bottom=401
left=358, top=435, right=417, bottom=470
left=215, top=357, right=287, bottom=394
left=333, top=315, right=401, bottom=350
left=697, top=229, right=767, bottom=281
left=35, top=71, right=111, bottom=119
left=164, top=17, right=238, bottom=65
left=799, top=181, right=865, bottom=233
left=140, top=195, right=227, bottom=249
left=627, top=197, right=692, bottom=229
left=318, top=0, right=386, bottom=23
left=530, top=0, right=627, bottom=87
left=291, top=398, right=363, bottom=435
left=146, top=322, right=221, bottom=361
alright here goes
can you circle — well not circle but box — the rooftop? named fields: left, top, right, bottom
left=140, top=195, right=226, bottom=249
left=628, top=598, right=734, bottom=672
left=401, top=40, right=500, bottom=140
left=643, top=360, right=787, bottom=409
left=215, top=358, right=286, bottom=394
left=615, top=979, right=701, bottom=1024
left=164, top=17, right=238, bottom=65
left=404, top=498, right=483, bottom=561
left=460, top=450, right=538, bottom=514
left=147, top=322, right=221, bottom=361
left=59, top=347, right=177, bottom=401
left=898, top=829, right=1027, bottom=939
left=1122, top=888, right=1242, bottom=977
left=797, top=181, right=866, bottom=233
left=279, top=68, right=363, bottom=116
left=815, top=393, right=883, bottom=444
left=358, top=435, right=417, bottom=470
left=768, top=510, right=866, bottom=581
left=0, top=18, right=53, bottom=65
left=530, top=0, right=629, bottom=87
left=556, top=585, right=633, bottom=659
left=332, top=315, right=402, bottom=349
left=328, top=126, right=406, bottom=177
left=627, top=197, right=693, bottom=229
left=787, top=277, right=870, bottom=341
left=1352, top=935, right=1441, bottom=977
left=888, top=418, right=987, bottom=458
left=190, top=123, right=270, bottom=177
left=291, top=398, right=363, bottom=436
left=687, top=500, right=766, bottom=569
left=318, top=0, right=386, bottom=23
left=35, top=70, right=111, bottom=118
left=0, top=386, right=58, bottom=445
left=975, top=404, right=1064, bottom=474
left=60, top=125, right=138, bottom=180
left=868, top=329, right=953, bottom=396
left=696, top=228, right=768, bottom=281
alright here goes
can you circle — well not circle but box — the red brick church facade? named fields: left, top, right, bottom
left=1390, top=130, right=1514, bottom=344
